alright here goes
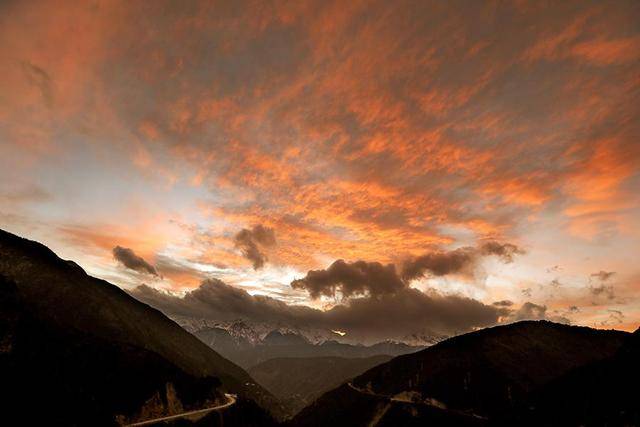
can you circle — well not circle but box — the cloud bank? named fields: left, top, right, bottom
left=129, top=278, right=541, bottom=342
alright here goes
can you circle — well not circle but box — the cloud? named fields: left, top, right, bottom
left=588, top=270, right=616, bottom=300
left=233, top=225, right=276, bottom=270
left=599, top=309, right=625, bottom=326
left=292, top=241, right=523, bottom=298
left=152, top=255, right=213, bottom=286
left=325, top=288, right=509, bottom=340
left=129, top=279, right=508, bottom=341
left=131, top=279, right=312, bottom=323
left=401, top=248, right=478, bottom=282
left=478, top=241, right=525, bottom=262
left=0, top=185, right=51, bottom=204
left=401, top=241, right=524, bottom=282
left=546, top=265, right=561, bottom=273
left=21, top=61, right=54, bottom=108
left=112, top=246, right=158, bottom=276
left=590, top=284, right=615, bottom=300
left=1, top=0, right=637, bottom=333
left=507, top=301, right=570, bottom=324
left=510, top=302, right=548, bottom=321
left=492, top=300, right=514, bottom=307
left=590, top=270, right=616, bottom=282
left=291, top=260, right=404, bottom=298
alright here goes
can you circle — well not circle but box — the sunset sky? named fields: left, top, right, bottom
left=1, top=0, right=639, bottom=338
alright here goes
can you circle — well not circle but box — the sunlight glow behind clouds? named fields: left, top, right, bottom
left=0, top=0, right=638, bottom=332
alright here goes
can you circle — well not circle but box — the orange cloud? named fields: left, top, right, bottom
left=1, top=0, right=639, bottom=326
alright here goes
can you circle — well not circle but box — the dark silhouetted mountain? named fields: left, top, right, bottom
left=290, top=321, right=629, bottom=427
left=289, top=382, right=485, bottom=427
left=249, top=355, right=392, bottom=416
left=0, top=229, right=281, bottom=424
left=497, top=326, right=640, bottom=426
left=0, top=276, right=224, bottom=425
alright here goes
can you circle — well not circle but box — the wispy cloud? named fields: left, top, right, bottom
left=0, top=0, right=638, bottom=331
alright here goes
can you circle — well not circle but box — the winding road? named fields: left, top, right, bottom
left=347, top=382, right=418, bottom=403
left=125, top=393, right=236, bottom=426
left=346, top=382, right=486, bottom=423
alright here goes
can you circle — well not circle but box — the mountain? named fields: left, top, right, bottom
left=174, top=317, right=345, bottom=345
left=500, top=326, right=640, bottom=426
left=290, top=321, right=629, bottom=427
left=262, top=330, right=311, bottom=346
left=0, top=229, right=281, bottom=424
left=249, top=355, right=392, bottom=416
left=399, top=330, right=449, bottom=347
left=179, top=319, right=425, bottom=369
left=0, top=276, right=226, bottom=425
left=176, top=317, right=445, bottom=348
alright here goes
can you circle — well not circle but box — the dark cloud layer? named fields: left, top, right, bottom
left=130, top=279, right=510, bottom=341
left=234, top=225, right=276, bottom=270
left=292, top=242, right=523, bottom=298
left=326, top=288, right=510, bottom=340
left=112, top=246, right=158, bottom=276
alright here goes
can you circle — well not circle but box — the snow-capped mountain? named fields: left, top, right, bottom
left=172, top=316, right=344, bottom=345
left=170, top=315, right=434, bottom=369
left=399, top=330, right=450, bottom=346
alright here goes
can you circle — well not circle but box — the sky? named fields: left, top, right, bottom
left=1, top=0, right=639, bottom=340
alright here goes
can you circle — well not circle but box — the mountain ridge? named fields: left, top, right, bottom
left=0, top=228, right=283, bottom=422
left=170, top=316, right=427, bottom=370
left=291, top=320, right=630, bottom=426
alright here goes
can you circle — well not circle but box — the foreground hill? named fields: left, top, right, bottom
left=500, top=326, right=640, bottom=426
left=0, top=277, right=226, bottom=425
left=291, top=321, right=629, bottom=427
left=249, top=355, right=392, bottom=416
left=0, top=229, right=280, bottom=424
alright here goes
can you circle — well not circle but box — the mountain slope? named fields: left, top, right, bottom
left=499, top=327, right=640, bottom=426
left=291, top=321, right=628, bottom=426
left=0, top=229, right=281, bottom=422
left=0, top=276, right=225, bottom=425
left=249, top=355, right=392, bottom=416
